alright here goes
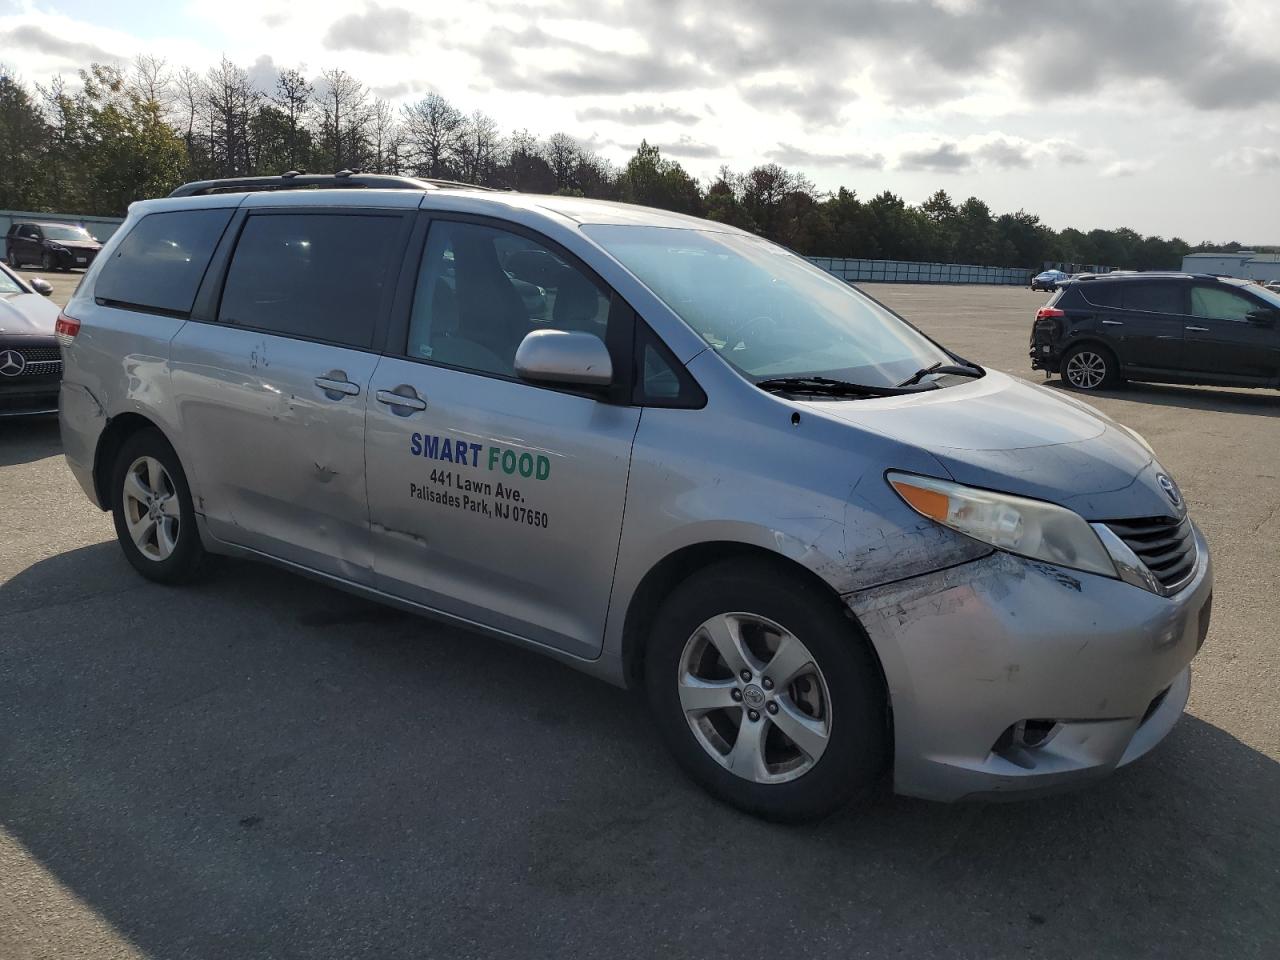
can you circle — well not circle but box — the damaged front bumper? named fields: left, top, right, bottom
left=847, top=526, right=1212, bottom=802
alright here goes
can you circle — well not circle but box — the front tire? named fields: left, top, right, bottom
left=644, top=559, right=888, bottom=822
left=6, top=249, right=18, bottom=268
left=40, top=252, right=53, bottom=271
left=1061, top=343, right=1120, bottom=391
left=111, top=429, right=205, bottom=583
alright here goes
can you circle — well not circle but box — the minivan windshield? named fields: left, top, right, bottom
left=584, top=225, right=952, bottom=388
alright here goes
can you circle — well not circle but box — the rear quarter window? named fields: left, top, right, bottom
left=94, top=209, right=233, bottom=316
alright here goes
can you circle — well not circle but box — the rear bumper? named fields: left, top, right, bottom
left=848, top=526, right=1212, bottom=802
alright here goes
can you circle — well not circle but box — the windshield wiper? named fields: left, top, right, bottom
left=755, top=376, right=931, bottom=398
left=896, top=361, right=984, bottom=388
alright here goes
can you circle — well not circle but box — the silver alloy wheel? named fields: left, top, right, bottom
left=1065, top=350, right=1107, bottom=389
left=677, top=612, right=832, bottom=784
left=122, top=455, right=181, bottom=562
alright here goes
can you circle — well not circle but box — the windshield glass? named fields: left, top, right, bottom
left=0, top=266, right=24, bottom=296
left=583, top=225, right=950, bottom=387
left=1248, top=284, right=1280, bottom=310
left=42, top=224, right=92, bottom=241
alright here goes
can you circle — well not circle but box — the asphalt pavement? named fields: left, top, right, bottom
left=1, top=273, right=1277, bottom=959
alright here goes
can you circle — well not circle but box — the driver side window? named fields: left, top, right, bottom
left=1191, top=286, right=1257, bottom=322
left=406, top=220, right=611, bottom=378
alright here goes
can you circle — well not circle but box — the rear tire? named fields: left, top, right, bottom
left=7, top=249, right=19, bottom=268
left=110, top=429, right=205, bottom=584
left=644, top=558, right=888, bottom=822
left=1061, top=343, right=1120, bottom=391
left=40, top=252, right=53, bottom=271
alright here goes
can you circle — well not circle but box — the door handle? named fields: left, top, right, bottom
left=1102, top=320, right=1123, bottom=326
left=314, top=373, right=361, bottom=398
left=1185, top=326, right=1209, bottom=332
left=376, top=386, right=428, bottom=413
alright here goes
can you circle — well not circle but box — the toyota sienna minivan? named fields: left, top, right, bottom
left=59, top=173, right=1212, bottom=821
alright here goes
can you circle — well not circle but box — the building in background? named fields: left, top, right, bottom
left=1181, top=251, right=1280, bottom=283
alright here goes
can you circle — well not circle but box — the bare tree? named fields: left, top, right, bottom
left=455, top=109, right=501, bottom=185
left=129, top=55, right=172, bottom=109
left=205, top=57, right=260, bottom=177
left=271, top=67, right=313, bottom=171
left=314, top=68, right=370, bottom=171
left=401, top=92, right=463, bottom=179
left=368, top=98, right=403, bottom=174
left=546, top=132, right=581, bottom=192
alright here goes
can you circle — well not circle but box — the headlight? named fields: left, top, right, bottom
left=887, top=472, right=1117, bottom=578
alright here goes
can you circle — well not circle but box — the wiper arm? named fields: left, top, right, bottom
left=896, top=361, right=984, bottom=387
left=755, top=376, right=930, bottom=398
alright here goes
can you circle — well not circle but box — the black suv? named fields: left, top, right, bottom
left=1030, top=272, right=1280, bottom=391
left=5, top=221, right=103, bottom=271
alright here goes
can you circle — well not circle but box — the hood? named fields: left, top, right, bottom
left=812, top=371, right=1178, bottom=521
left=0, top=293, right=60, bottom=336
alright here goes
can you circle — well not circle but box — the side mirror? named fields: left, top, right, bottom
left=514, top=329, right=613, bottom=388
left=1247, top=310, right=1277, bottom=327
left=30, top=278, right=53, bottom=297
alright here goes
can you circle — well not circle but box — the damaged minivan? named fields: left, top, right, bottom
left=59, top=173, right=1211, bottom=821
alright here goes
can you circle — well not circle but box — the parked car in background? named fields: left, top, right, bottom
left=5, top=221, right=103, bottom=271
left=1031, top=269, right=1068, bottom=291
left=1264, top=281, right=1280, bottom=294
left=0, top=260, right=61, bottom=416
left=1030, top=271, right=1280, bottom=391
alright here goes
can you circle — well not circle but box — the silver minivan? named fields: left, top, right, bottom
left=59, top=174, right=1212, bottom=821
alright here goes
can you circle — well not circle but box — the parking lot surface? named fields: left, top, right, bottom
left=2, top=275, right=1277, bottom=960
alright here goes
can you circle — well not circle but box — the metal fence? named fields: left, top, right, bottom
left=809, top=257, right=1033, bottom=286
left=0, top=210, right=125, bottom=259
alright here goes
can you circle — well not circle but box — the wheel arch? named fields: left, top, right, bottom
left=619, top=541, right=890, bottom=705
left=92, top=412, right=179, bottom=509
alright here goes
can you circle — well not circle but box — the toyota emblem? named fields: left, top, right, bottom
left=0, top=349, right=26, bottom=377
left=1157, top=473, right=1181, bottom=507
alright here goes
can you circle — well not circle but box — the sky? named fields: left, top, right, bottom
left=1, top=0, right=1278, bottom=243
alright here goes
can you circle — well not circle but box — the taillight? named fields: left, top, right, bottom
left=55, top=311, right=81, bottom=345
left=1035, top=307, right=1065, bottom=319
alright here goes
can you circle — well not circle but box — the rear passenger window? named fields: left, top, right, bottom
left=1080, top=285, right=1123, bottom=309
left=218, top=213, right=401, bottom=348
left=95, top=209, right=233, bottom=315
left=1121, top=283, right=1183, bottom=314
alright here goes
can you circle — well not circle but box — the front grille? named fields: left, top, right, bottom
left=1106, top=515, right=1197, bottom=592
left=0, top=345, right=61, bottom=379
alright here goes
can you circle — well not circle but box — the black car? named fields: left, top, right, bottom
left=5, top=221, right=103, bottom=271
left=1030, top=272, right=1280, bottom=391
left=0, top=260, right=62, bottom=416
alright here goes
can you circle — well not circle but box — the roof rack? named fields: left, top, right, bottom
left=168, top=170, right=499, bottom=198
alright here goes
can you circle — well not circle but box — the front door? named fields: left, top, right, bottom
left=170, top=208, right=410, bottom=578
left=1183, top=284, right=1280, bottom=382
left=364, top=216, right=640, bottom=658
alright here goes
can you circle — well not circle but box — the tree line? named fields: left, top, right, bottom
left=0, top=56, right=1254, bottom=270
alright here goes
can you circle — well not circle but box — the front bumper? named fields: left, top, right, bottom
left=848, top=525, right=1212, bottom=802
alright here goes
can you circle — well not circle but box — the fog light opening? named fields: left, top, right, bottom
left=992, top=719, right=1063, bottom=768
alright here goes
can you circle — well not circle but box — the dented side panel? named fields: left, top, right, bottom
left=169, top=322, right=380, bottom=582
left=602, top=349, right=990, bottom=668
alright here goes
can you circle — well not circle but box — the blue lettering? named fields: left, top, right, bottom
left=454, top=437, right=471, bottom=466
left=440, top=439, right=455, bottom=463
left=470, top=442, right=483, bottom=467
left=422, top=434, right=439, bottom=460
left=410, top=432, right=422, bottom=456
